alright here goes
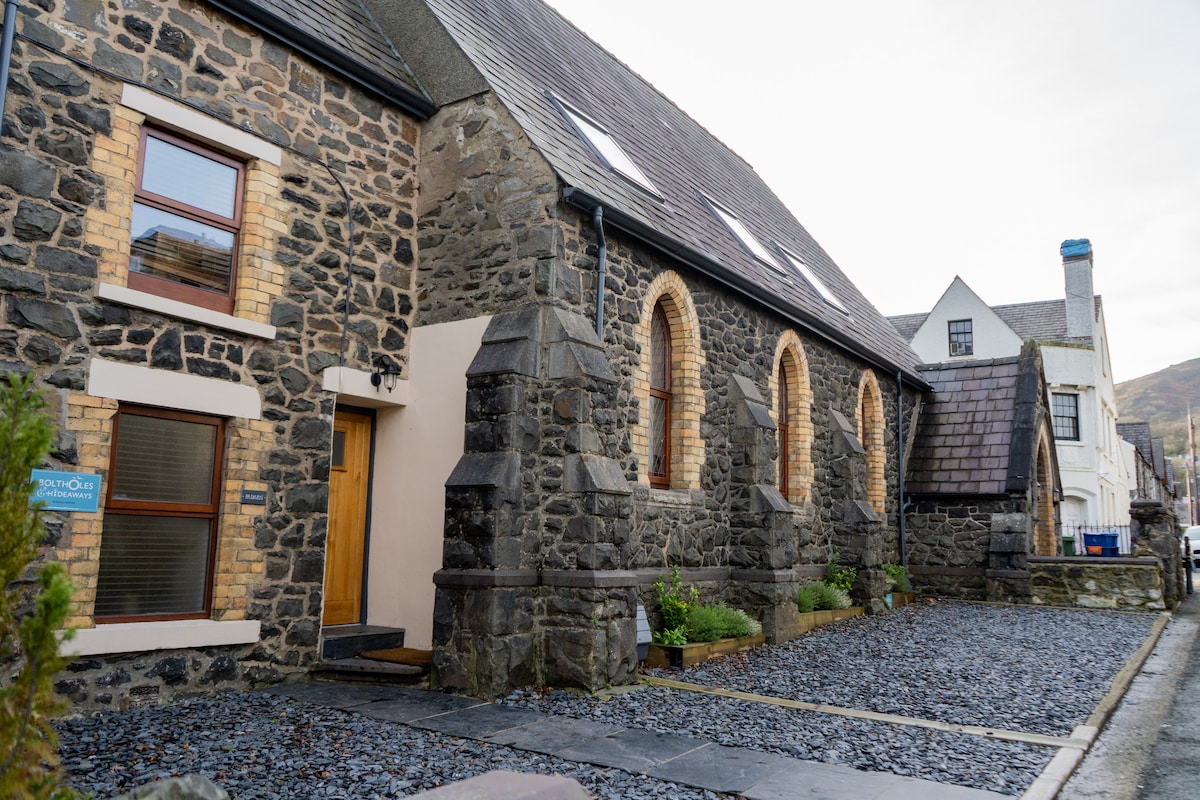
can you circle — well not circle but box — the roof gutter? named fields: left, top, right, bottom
left=563, top=187, right=931, bottom=391
left=206, top=0, right=437, bottom=119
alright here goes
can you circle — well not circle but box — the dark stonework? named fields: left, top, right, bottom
left=1130, top=500, right=1185, bottom=607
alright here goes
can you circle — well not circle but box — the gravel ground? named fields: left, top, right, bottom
left=54, top=600, right=1158, bottom=799
left=55, top=692, right=733, bottom=800
left=502, top=600, right=1160, bottom=796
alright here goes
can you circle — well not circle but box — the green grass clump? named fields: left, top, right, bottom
left=882, top=563, right=912, bottom=593
left=797, top=580, right=851, bottom=612
left=685, top=604, right=758, bottom=642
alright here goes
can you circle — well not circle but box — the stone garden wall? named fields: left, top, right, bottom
left=2, top=0, right=419, bottom=711
left=1029, top=558, right=1165, bottom=611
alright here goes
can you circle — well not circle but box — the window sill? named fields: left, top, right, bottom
left=62, top=619, right=261, bottom=657
left=98, top=283, right=276, bottom=340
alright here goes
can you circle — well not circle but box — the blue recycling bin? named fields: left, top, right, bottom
left=1082, top=532, right=1119, bottom=557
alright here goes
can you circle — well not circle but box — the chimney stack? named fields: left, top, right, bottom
left=1061, top=238, right=1094, bottom=341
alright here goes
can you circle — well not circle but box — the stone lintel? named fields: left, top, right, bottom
left=908, top=566, right=987, bottom=577
left=1029, top=556, right=1159, bottom=566
left=540, top=570, right=638, bottom=588
left=750, top=484, right=791, bottom=514
left=563, top=453, right=632, bottom=495
left=730, top=568, right=799, bottom=583
left=843, top=499, right=880, bottom=524
left=445, top=451, right=521, bottom=490
left=985, top=569, right=1031, bottom=579
left=433, top=568, right=539, bottom=587
left=632, top=566, right=731, bottom=585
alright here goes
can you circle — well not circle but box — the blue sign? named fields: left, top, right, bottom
left=241, top=489, right=267, bottom=505
left=30, top=469, right=102, bottom=513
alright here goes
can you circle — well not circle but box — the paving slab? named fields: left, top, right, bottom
left=352, top=690, right=487, bottom=723
left=484, top=715, right=627, bottom=754
left=554, top=727, right=708, bottom=772
left=264, top=682, right=409, bottom=709
left=408, top=703, right=549, bottom=738
left=739, top=760, right=1012, bottom=800
left=645, top=743, right=794, bottom=794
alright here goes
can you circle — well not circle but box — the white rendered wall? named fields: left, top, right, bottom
left=365, top=316, right=491, bottom=649
left=908, top=277, right=1023, bottom=363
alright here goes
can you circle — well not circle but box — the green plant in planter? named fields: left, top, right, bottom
left=824, top=549, right=856, bottom=594
left=653, top=566, right=698, bottom=644
left=797, top=580, right=851, bottom=612
left=685, top=604, right=759, bottom=642
left=882, top=563, right=912, bottom=593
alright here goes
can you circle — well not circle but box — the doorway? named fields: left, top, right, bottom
left=322, top=408, right=372, bottom=626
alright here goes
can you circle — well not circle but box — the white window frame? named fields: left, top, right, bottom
left=777, top=247, right=848, bottom=313
left=551, top=94, right=661, bottom=197
left=701, top=194, right=782, bottom=269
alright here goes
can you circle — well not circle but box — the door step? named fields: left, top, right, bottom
left=320, top=624, right=406, bottom=660
left=312, top=656, right=428, bottom=686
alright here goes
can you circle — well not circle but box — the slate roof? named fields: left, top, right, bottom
left=906, top=357, right=1026, bottom=496
left=418, top=0, right=925, bottom=383
left=1117, top=421, right=1153, bottom=464
left=211, top=0, right=434, bottom=115
left=890, top=297, right=1102, bottom=346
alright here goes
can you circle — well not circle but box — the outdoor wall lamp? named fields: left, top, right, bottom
left=370, top=355, right=401, bottom=393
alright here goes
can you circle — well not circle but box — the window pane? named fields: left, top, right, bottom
left=95, top=515, right=212, bottom=617
left=130, top=202, right=235, bottom=294
left=111, top=413, right=218, bottom=505
left=650, top=307, right=670, bottom=390
left=1052, top=394, right=1079, bottom=440
left=142, top=134, right=237, bottom=218
left=649, top=395, right=668, bottom=476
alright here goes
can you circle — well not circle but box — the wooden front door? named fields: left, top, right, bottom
left=322, top=409, right=372, bottom=626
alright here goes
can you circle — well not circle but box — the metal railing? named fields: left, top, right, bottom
left=1060, top=523, right=1132, bottom=555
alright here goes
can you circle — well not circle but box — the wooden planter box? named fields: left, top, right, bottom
left=887, top=592, right=916, bottom=609
left=795, top=606, right=864, bottom=635
left=645, top=634, right=766, bottom=669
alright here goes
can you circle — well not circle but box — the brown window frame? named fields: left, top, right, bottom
left=96, top=405, right=226, bottom=623
left=128, top=126, right=245, bottom=315
left=648, top=302, right=673, bottom=489
left=777, top=360, right=790, bottom=498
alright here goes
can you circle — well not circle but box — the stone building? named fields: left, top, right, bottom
left=3, top=0, right=936, bottom=708
left=903, top=341, right=1062, bottom=602
left=1, top=0, right=433, bottom=708
left=375, top=0, right=928, bottom=696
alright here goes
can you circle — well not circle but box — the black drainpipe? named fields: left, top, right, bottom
left=896, top=370, right=907, bottom=567
left=592, top=205, right=607, bottom=340
left=0, top=0, right=18, bottom=121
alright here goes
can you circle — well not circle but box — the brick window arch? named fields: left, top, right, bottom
left=635, top=272, right=703, bottom=490
left=857, top=370, right=886, bottom=515
left=771, top=332, right=813, bottom=505
left=1034, top=429, right=1058, bottom=556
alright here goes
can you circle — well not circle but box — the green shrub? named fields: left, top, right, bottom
left=824, top=549, right=857, bottom=594
left=796, top=583, right=818, bottom=613
left=657, top=626, right=687, bottom=646
left=882, top=563, right=912, bottom=593
left=685, top=604, right=757, bottom=642
left=0, top=374, right=76, bottom=798
left=798, top=581, right=852, bottom=612
left=653, top=566, right=699, bottom=641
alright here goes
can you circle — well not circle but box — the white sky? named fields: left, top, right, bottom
left=544, top=0, right=1200, bottom=383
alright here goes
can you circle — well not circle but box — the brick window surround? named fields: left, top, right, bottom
left=771, top=331, right=814, bottom=505
left=87, top=85, right=284, bottom=338
left=857, top=370, right=887, bottom=515
left=634, top=272, right=703, bottom=491
left=57, top=361, right=269, bottom=653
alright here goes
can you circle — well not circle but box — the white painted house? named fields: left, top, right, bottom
left=891, top=240, right=1135, bottom=540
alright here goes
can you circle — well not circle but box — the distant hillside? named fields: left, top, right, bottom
left=1115, top=358, right=1200, bottom=456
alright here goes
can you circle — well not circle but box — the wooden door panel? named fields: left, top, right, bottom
left=322, top=410, right=371, bottom=626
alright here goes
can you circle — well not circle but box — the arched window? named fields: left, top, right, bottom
left=773, top=333, right=813, bottom=505
left=636, top=272, right=703, bottom=491
left=858, top=371, right=886, bottom=515
left=777, top=359, right=790, bottom=498
left=649, top=302, right=672, bottom=488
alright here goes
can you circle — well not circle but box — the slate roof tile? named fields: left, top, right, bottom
left=420, top=0, right=923, bottom=380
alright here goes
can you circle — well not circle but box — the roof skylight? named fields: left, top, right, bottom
left=779, top=248, right=848, bottom=313
left=703, top=197, right=781, bottom=269
left=554, top=96, right=660, bottom=196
